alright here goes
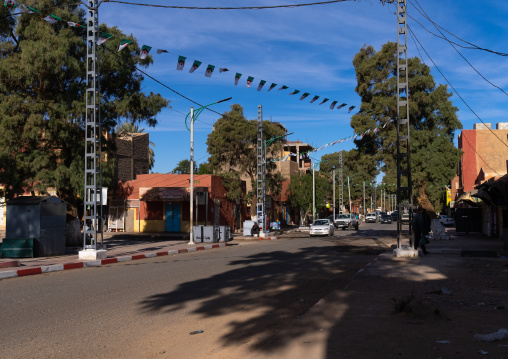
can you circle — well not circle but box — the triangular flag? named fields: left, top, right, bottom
left=319, top=98, right=329, bottom=105
left=278, top=85, right=288, bottom=91
left=267, top=83, right=277, bottom=92
left=139, top=45, right=152, bottom=60
left=219, top=68, right=229, bottom=73
left=157, top=49, right=168, bottom=54
left=289, top=89, right=300, bottom=95
left=337, top=103, right=347, bottom=110
left=205, top=64, right=215, bottom=78
left=43, top=14, right=61, bottom=24
left=310, top=95, right=319, bottom=103
left=67, top=21, right=83, bottom=28
left=118, top=39, right=132, bottom=52
left=4, top=0, right=17, bottom=8
left=176, top=56, right=186, bottom=70
left=234, top=73, right=242, bottom=85
left=348, top=106, right=355, bottom=113
left=330, top=101, right=338, bottom=110
left=97, top=33, right=113, bottom=45
left=23, top=4, right=39, bottom=13
left=299, top=92, right=310, bottom=101
left=189, top=60, right=201, bottom=73
left=246, top=76, right=254, bottom=88
left=257, top=80, right=266, bottom=91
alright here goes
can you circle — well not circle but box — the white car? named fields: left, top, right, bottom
left=310, top=219, right=334, bottom=237
left=437, top=215, right=455, bottom=227
left=365, top=213, right=377, bottom=223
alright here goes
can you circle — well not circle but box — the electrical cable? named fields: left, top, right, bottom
left=410, top=0, right=508, bottom=97
left=2, top=2, right=83, bottom=18
left=102, top=44, right=226, bottom=121
left=104, top=0, right=351, bottom=11
left=406, top=1, right=508, bottom=57
left=459, top=129, right=503, bottom=178
left=407, top=25, right=508, bottom=150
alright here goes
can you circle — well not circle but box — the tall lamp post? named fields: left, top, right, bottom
left=185, top=97, right=231, bottom=245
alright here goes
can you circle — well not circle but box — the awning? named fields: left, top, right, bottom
left=456, top=189, right=484, bottom=206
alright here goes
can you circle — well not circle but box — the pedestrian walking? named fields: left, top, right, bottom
left=412, top=206, right=430, bottom=255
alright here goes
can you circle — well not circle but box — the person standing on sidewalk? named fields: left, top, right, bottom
left=413, top=206, right=429, bottom=255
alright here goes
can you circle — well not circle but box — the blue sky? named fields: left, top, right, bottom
left=96, top=0, right=508, bottom=174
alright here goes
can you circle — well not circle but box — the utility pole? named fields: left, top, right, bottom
left=396, top=0, right=413, bottom=248
left=363, top=181, right=366, bottom=217
left=80, top=0, right=105, bottom=260
left=339, top=152, right=343, bottom=214
left=332, top=170, right=336, bottom=219
left=312, top=162, right=316, bottom=220
left=188, top=107, right=195, bottom=245
left=256, top=105, right=266, bottom=235
left=347, top=176, right=352, bottom=214
left=374, top=185, right=377, bottom=210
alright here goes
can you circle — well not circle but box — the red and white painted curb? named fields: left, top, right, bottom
left=0, top=243, right=228, bottom=281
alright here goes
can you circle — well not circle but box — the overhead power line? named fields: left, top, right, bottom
left=104, top=0, right=351, bottom=10
left=410, top=0, right=508, bottom=98
left=407, top=26, right=508, bottom=150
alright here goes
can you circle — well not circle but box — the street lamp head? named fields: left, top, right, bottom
left=216, top=97, right=232, bottom=103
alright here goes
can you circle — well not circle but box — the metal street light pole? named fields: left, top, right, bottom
left=312, top=162, right=316, bottom=221
left=185, top=98, right=231, bottom=245
left=332, top=170, right=335, bottom=219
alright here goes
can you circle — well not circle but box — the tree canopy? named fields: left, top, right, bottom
left=206, top=104, right=286, bottom=203
left=349, top=42, right=462, bottom=212
left=171, top=159, right=197, bottom=175
left=0, top=1, right=169, bottom=205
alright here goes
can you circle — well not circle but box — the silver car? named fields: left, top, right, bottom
left=310, top=219, right=334, bottom=237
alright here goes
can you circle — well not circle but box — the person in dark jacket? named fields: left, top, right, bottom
left=413, top=206, right=429, bottom=255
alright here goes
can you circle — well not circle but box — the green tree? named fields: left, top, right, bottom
left=206, top=104, right=285, bottom=206
left=115, top=122, right=156, bottom=170
left=287, top=171, right=330, bottom=225
left=319, top=149, right=378, bottom=212
left=0, top=2, right=169, bottom=207
left=171, top=159, right=197, bottom=174
left=197, top=162, right=212, bottom=175
left=350, top=42, right=462, bottom=212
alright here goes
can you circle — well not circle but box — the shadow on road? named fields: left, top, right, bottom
left=137, top=237, right=388, bottom=353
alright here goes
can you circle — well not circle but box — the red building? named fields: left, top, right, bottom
left=111, top=174, right=246, bottom=233
left=454, top=123, right=508, bottom=203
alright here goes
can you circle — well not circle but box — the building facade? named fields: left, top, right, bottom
left=111, top=174, right=247, bottom=233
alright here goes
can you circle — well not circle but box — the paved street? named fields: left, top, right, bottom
left=0, top=224, right=396, bottom=359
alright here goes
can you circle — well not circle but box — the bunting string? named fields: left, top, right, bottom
left=6, top=0, right=392, bottom=117
left=268, top=118, right=395, bottom=163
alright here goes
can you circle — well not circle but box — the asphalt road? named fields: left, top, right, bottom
left=0, top=222, right=397, bottom=359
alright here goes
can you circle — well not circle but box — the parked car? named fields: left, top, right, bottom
left=310, top=219, right=334, bottom=237
left=365, top=213, right=377, bottom=223
left=390, top=211, right=398, bottom=221
left=327, top=214, right=341, bottom=229
left=401, top=212, right=410, bottom=225
left=335, top=213, right=359, bottom=230
left=380, top=214, right=392, bottom=224
left=437, top=214, right=455, bottom=227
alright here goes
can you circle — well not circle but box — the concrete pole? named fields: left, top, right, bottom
left=347, top=177, right=351, bottom=214
left=312, top=162, right=316, bottom=221
left=363, top=182, right=366, bottom=216
left=332, top=170, right=335, bottom=219
left=188, top=107, right=195, bottom=245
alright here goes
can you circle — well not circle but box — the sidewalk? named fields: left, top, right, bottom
left=0, top=227, right=284, bottom=281
left=249, top=228, right=508, bottom=359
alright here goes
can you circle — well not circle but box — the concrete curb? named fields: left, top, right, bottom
left=0, top=243, right=228, bottom=281
left=233, top=236, right=280, bottom=241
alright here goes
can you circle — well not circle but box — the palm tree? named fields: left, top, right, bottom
left=115, top=122, right=156, bottom=170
